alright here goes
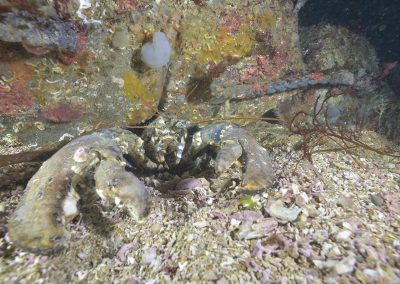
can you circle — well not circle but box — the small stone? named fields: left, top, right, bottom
left=321, top=243, right=333, bottom=257
left=237, top=218, right=278, bottom=240
left=305, top=205, right=320, bottom=218
left=313, top=259, right=337, bottom=269
left=266, top=199, right=301, bottom=222
left=342, top=171, right=358, bottom=180
left=77, top=252, right=88, bottom=260
left=0, top=202, right=5, bottom=213
left=334, top=256, right=356, bottom=274
left=298, top=213, right=307, bottom=223
left=295, top=192, right=309, bottom=207
left=370, top=194, right=384, bottom=206
left=355, top=269, right=369, bottom=283
left=141, top=247, right=159, bottom=266
left=216, top=277, right=229, bottom=284
left=230, top=210, right=263, bottom=223
left=342, top=222, right=353, bottom=230
left=193, top=220, right=208, bottom=228
left=336, top=230, right=352, bottom=242
left=363, top=269, right=379, bottom=280
left=203, top=270, right=218, bottom=281
left=327, top=245, right=341, bottom=258
left=127, top=257, right=136, bottom=265
left=337, top=195, right=353, bottom=208
left=331, top=161, right=351, bottom=170
left=151, top=223, right=162, bottom=233
left=186, top=234, right=195, bottom=241
left=76, top=271, right=88, bottom=281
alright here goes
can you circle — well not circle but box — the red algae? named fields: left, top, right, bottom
left=39, top=103, right=84, bottom=123
left=221, top=13, right=242, bottom=34
left=239, top=44, right=289, bottom=82
left=0, top=83, right=34, bottom=116
left=115, top=0, right=139, bottom=12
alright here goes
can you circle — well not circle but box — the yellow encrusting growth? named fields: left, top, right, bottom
left=181, top=12, right=253, bottom=65
left=181, top=9, right=277, bottom=67
left=122, top=71, right=159, bottom=123
left=196, top=24, right=256, bottom=64
left=254, top=11, right=277, bottom=30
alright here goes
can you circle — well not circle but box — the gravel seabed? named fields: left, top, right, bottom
left=0, top=129, right=399, bottom=284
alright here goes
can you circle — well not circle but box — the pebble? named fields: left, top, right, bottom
left=193, top=220, right=208, bottom=228
left=337, top=195, right=353, bottom=208
left=387, top=163, right=395, bottom=169
left=343, top=171, right=358, bottom=180
left=370, top=194, right=384, bottom=206
left=266, top=200, right=302, bottom=222
left=305, top=205, right=320, bottom=218
left=127, top=257, right=136, bottom=265
left=237, top=218, right=278, bottom=240
left=295, top=193, right=309, bottom=207
left=363, top=268, right=379, bottom=279
left=216, top=277, right=229, bottom=284
left=321, top=243, right=333, bottom=257
left=77, top=252, right=88, bottom=260
left=203, top=270, right=219, bottom=281
left=327, top=245, right=342, bottom=258
left=141, top=247, right=158, bottom=266
left=336, top=230, right=352, bottom=242
left=331, top=161, right=351, bottom=170
left=334, top=256, right=356, bottom=274
left=76, top=271, right=88, bottom=281
left=151, top=223, right=162, bottom=233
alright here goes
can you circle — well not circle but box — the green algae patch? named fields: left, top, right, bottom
left=239, top=196, right=258, bottom=210
left=122, top=71, right=159, bottom=124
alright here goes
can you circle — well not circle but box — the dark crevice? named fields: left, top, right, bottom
left=299, top=0, right=400, bottom=63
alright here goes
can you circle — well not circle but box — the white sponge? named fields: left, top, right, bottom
left=141, top=32, right=172, bottom=68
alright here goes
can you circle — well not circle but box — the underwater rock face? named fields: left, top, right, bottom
left=0, top=10, right=80, bottom=54
left=299, top=24, right=379, bottom=73
left=141, top=32, right=172, bottom=68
